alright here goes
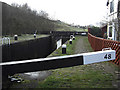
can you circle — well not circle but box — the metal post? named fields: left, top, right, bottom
left=2, top=38, right=3, bottom=45
left=117, top=1, right=120, bottom=41
left=8, top=38, right=10, bottom=45
left=5, top=38, right=6, bottom=44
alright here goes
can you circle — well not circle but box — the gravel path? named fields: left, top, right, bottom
left=74, top=36, right=90, bottom=54
left=74, top=36, right=119, bottom=88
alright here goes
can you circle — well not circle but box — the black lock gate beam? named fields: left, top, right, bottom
left=0, top=50, right=115, bottom=76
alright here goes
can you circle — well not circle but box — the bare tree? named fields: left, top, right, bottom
left=38, top=10, right=48, bottom=19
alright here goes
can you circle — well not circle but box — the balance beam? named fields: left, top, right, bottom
left=1, top=50, right=115, bottom=75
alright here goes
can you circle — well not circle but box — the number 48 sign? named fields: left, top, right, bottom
left=104, top=54, right=111, bottom=59
left=83, top=50, right=115, bottom=65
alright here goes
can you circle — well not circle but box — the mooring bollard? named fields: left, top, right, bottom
left=62, top=44, right=66, bottom=54
left=14, top=35, right=18, bottom=41
left=69, top=39, right=72, bottom=44
left=34, top=34, right=36, bottom=38
left=70, top=35, right=73, bottom=39
left=73, top=36, right=75, bottom=40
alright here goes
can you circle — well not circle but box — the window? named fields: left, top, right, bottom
left=109, top=27, right=112, bottom=37
left=110, top=0, right=114, bottom=13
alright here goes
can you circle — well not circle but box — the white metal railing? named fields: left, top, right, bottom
left=0, top=37, right=10, bottom=45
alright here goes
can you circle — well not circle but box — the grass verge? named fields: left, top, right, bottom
left=49, top=36, right=80, bottom=57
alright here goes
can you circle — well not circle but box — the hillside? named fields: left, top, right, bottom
left=54, top=20, right=87, bottom=32
left=1, top=2, right=87, bottom=36
left=1, top=2, right=55, bottom=36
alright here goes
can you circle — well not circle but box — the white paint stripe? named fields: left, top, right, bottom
left=62, top=44, right=66, bottom=48
left=83, top=50, right=115, bottom=65
left=0, top=50, right=115, bottom=66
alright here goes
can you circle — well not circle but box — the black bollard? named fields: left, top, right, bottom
left=73, top=36, right=75, bottom=40
left=62, top=44, right=66, bottom=54
left=34, top=34, right=36, bottom=38
left=69, top=39, right=72, bottom=44
left=70, top=35, right=73, bottom=39
left=14, top=35, right=18, bottom=41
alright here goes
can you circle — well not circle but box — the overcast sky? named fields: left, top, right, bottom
left=1, top=0, right=108, bottom=26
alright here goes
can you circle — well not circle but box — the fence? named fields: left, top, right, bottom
left=88, top=33, right=120, bottom=66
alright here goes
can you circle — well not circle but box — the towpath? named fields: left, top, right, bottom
left=74, top=36, right=118, bottom=88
